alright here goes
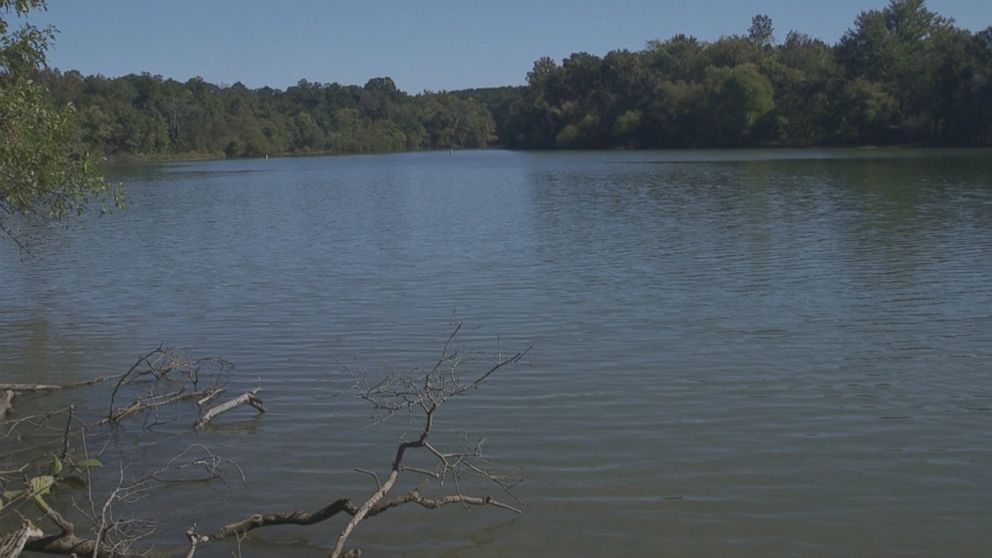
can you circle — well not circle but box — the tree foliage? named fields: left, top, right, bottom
left=501, top=0, right=992, bottom=148
left=37, top=72, right=497, bottom=159
left=10, top=0, right=992, bottom=162
left=0, top=0, right=120, bottom=245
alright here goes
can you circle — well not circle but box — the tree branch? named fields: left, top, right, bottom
left=192, top=388, right=265, bottom=431
left=0, top=389, right=14, bottom=420
left=206, top=498, right=358, bottom=540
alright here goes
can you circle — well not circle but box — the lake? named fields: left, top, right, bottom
left=1, top=149, right=990, bottom=557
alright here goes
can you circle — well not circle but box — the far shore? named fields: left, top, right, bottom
left=101, top=143, right=992, bottom=167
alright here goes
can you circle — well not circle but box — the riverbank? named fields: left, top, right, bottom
left=100, top=143, right=992, bottom=167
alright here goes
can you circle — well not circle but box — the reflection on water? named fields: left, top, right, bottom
left=1, top=149, right=990, bottom=557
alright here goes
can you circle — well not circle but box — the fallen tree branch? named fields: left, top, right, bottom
left=0, top=390, right=13, bottom=420
left=196, top=388, right=226, bottom=408
left=197, top=489, right=517, bottom=544
left=370, top=489, right=522, bottom=516
left=192, top=388, right=265, bottom=431
left=21, top=532, right=127, bottom=558
left=18, top=487, right=130, bottom=558
left=207, top=498, right=357, bottom=540
left=0, top=520, right=43, bottom=558
left=95, top=388, right=218, bottom=426
left=327, top=331, right=529, bottom=558
left=184, top=527, right=209, bottom=558
left=4, top=329, right=523, bottom=557
left=0, top=372, right=129, bottom=393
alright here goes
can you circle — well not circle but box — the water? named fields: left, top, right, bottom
left=2, top=149, right=991, bottom=557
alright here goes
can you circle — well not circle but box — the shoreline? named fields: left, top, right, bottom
left=101, top=143, right=992, bottom=167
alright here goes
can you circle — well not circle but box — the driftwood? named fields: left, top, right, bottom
left=0, top=372, right=126, bottom=421
left=19, top=501, right=130, bottom=558
left=95, top=388, right=219, bottom=426
left=0, top=520, right=44, bottom=558
left=0, top=390, right=13, bottom=420
left=197, top=490, right=519, bottom=545
left=184, top=326, right=529, bottom=558
left=16, top=490, right=115, bottom=558
left=326, top=327, right=528, bottom=558
left=21, top=533, right=111, bottom=558
left=0, top=373, right=126, bottom=393
left=0, top=347, right=251, bottom=558
left=195, top=388, right=226, bottom=408
left=192, top=388, right=265, bottom=431
left=3, top=328, right=526, bottom=558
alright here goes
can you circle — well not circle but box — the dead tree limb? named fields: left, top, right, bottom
left=196, top=388, right=226, bottom=408
left=0, top=373, right=127, bottom=393
left=0, top=390, right=13, bottom=420
left=20, top=532, right=133, bottom=558
left=0, top=520, right=44, bottom=558
left=326, top=326, right=528, bottom=557
left=197, top=487, right=521, bottom=547
left=370, top=489, right=522, bottom=516
left=192, top=388, right=265, bottom=431
left=184, top=528, right=208, bottom=558
left=5, top=329, right=522, bottom=558
left=105, top=347, right=233, bottom=423
left=1, top=348, right=245, bottom=558
left=207, top=498, right=357, bottom=540
left=181, top=326, right=527, bottom=557
left=95, top=388, right=219, bottom=426
left=17, top=483, right=131, bottom=558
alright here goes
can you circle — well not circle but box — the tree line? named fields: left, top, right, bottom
left=501, top=0, right=992, bottom=148
left=27, top=0, right=992, bottom=159
left=37, top=72, right=497, bottom=158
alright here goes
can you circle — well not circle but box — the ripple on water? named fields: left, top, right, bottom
left=1, top=149, right=991, bottom=557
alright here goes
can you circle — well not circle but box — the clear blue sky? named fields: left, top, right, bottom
left=22, top=0, right=992, bottom=93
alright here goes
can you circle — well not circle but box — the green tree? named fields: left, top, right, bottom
left=838, top=78, right=899, bottom=142
left=701, top=63, right=776, bottom=145
left=749, top=14, right=775, bottom=49
left=0, top=0, right=121, bottom=246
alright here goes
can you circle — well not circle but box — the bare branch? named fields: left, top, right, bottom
left=354, top=469, right=382, bottom=491
left=206, top=499, right=358, bottom=541
left=97, top=388, right=218, bottom=426
left=0, top=372, right=129, bottom=393
left=195, top=389, right=226, bottom=408
left=0, top=389, right=14, bottom=420
left=192, top=389, right=265, bottom=431
left=369, top=489, right=522, bottom=516
left=184, top=527, right=208, bottom=558
left=0, top=520, right=44, bottom=558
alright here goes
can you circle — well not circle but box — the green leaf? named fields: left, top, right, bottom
left=76, top=458, right=103, bottom=468
left=58, top=476, right=88, bottom=489
left=30, top=475, right=55, bottom=496
left=50, top=453, right=63, bottom=476
left=3, top=489, right=24, bottom=500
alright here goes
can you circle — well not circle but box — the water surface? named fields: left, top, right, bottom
left=2, top=149, right=990, bottom=557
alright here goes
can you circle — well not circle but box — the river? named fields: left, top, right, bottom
left=1, top=149, right=990, bottom=556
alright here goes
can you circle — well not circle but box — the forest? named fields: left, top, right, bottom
left=34, top=0, right=992, bottom=157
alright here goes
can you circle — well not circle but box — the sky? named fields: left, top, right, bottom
left=20, top=0, right=992, bottom=94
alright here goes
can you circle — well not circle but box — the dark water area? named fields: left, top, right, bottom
left=2, top=149, right=990, bottom=556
